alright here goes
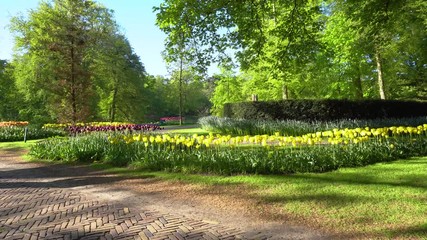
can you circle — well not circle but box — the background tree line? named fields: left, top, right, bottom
left=0, top=0, right=210, bottom=123
left=0, top=0, right=425, bottom=123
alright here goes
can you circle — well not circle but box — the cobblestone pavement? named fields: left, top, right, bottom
left=0, top=150, right=328, bottom=240
left=0, top=151, right=272, bottom=240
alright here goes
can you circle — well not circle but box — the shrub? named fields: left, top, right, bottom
left=224, top=100, right=427, bottom=121
left=198, top=116, right=427, bottom=136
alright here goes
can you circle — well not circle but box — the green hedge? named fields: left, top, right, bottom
left=224, top=99, right=427, bottom=121
left=198, top=116, right=427, bottom=136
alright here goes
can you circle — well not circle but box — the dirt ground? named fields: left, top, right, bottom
left=0, top=149, right=332, bottom=239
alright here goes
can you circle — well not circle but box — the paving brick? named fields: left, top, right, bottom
left=137, top=231, right=149, bottom=240
left=0, top=156, right=270, bottom=240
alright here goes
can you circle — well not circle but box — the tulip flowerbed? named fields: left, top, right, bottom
left=43, top=122, right=132, bottom=129
left=65, top=124, right=161, bottom=134
left=43, top=122, right=162, bottom=134
left=29, top=124, right=427, bottom=174
left=0, top=121, right=29, bottom=127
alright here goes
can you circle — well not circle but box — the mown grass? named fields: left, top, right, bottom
left=167, top=127, right=209, bottom=135
left=160, top=125, right=210, bottom=135
left=91, top=157, right=427, bottom=239
left=0, top=140, right=37, bottom=151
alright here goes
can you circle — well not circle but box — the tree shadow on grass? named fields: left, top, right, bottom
left=0, top=147, right=27, bottom=152
left=285, top=157, right=427, bottom=190
left=0, top=160, right=157, bottom=189
left=289, top=171, right=427, bottom=190
left=387, top=223, right=427, bottom=239
left=262, top=192, right=369, bottom=208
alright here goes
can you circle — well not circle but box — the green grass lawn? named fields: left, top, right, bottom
left=0, top=140, right=37, bottom=151
left=161, top=126, right=210, bottom=135
left=94, top=157, right=427, bottom=239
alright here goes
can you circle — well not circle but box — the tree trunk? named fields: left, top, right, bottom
left=282, top=85, right=289, bottom=100
left=179, top=54, right=183, bottom=126
left=375, top=49, right=386, bottom=100
left=70, top=41, right=77, bottom=124
left=109, top=67, right=118, bottom=122
left=353, top=64, right=363, bottom=99
left=110, top=85, right=118, bottom=122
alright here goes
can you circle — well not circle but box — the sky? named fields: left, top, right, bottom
left=0, top=0, right=171, bottom=76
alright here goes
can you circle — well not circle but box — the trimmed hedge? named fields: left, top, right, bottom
left=223, top=99, right=427, bottom=121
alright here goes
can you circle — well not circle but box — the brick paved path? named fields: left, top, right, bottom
left=0, top=151, right=270, bottom=240
left=0, top=187, right=263, bottom=240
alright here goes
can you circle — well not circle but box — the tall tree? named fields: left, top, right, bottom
left=156, top=0, right=426, bottom=104
left=330, top=0, right=427, bottom=100
left=383, top=0, right=427, bottom=100
left=0, top=60, right=20, bottom=120
left=93, top=33, right=148, bottom=122
left=142, top=73, right=210, bottom=121
left=10, top=0, right=117, bottom=123
left=156, top=2, right=321, bottom=65
left=168, top=68, right=210, bottom=119
left=323, top=9, right=362, bottom=99
left=210, top=68, right=245, bottom=116
left=155, top=0, right=324, bottom=99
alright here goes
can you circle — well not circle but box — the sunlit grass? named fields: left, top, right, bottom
left=0, top=140, right=37, bottom=151
left=166, top=127, right=210, bottom=135
left=91, top=157, right=427, bottom=239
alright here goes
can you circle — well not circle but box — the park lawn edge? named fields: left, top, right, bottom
left=0, top=140, right=37, bottom=151
left=91, top=156, right=427, bottom=239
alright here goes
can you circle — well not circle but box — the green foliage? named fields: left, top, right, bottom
left=0, top=60, right=21, bottom=120
left=93, top=33, right=148, bottom=122
left=224, top=100, right=427, bottom=121
left=8, top=0, right=151, bottom=124
left=199, top=116, right=427, bottom=136
left=154, top=0, right=235, bottom=73
left=0, top=126, right=66, bottom=142
left=10, top=0, right=119, bottom=123
left=144, top=71, right=211, bottom=121
left=210, top=68, right=245, bottom=116
left=155, top=0, right=426, bottom=104
left=2, top=0, right=425, bottom=125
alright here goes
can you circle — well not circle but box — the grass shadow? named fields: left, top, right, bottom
left=262, top=192, right=370, bottom=207
left=387, top=223, right=427, bottom=239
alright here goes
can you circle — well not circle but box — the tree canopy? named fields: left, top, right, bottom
left=8, top=0, right=154, bottom=123
left=155, top=0, right=427, bottom=112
